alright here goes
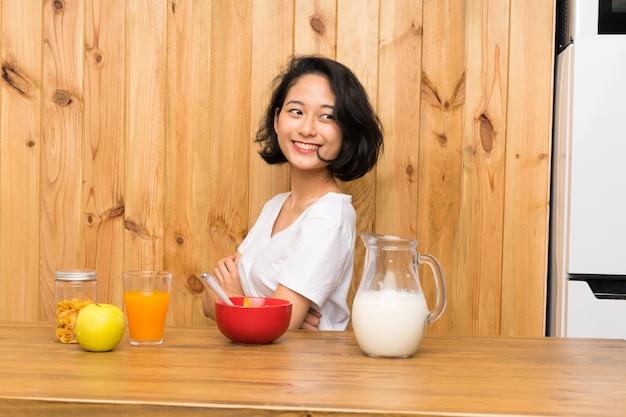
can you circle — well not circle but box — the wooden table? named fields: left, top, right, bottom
left=0, top=321, right=624, bottom=416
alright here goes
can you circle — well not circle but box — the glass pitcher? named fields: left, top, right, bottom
left=352, top=233, right=446, bottom=358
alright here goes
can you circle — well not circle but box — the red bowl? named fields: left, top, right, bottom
left=214, top=297, right=292, bottom=344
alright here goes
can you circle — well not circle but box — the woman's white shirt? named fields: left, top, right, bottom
left=237, top=192, right=356, bottom=330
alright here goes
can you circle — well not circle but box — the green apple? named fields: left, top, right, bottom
left=75, top=303, right=126, bottom=352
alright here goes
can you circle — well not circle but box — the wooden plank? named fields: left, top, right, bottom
left=335, top=0, right=380, bottom=324
left=294, top=0, right=337, bottom=57
left=248, top=0, right=293, bottom=225
left=124, top=0, right=167, bottom=272
left=0, top=0, right=42, bottom=320
left=455, top=0, right=510, bottom=335
left=376, top=0, right=423, bottom=238
left=164, top=0, right=214, bottom=326
left=40, top=0, right=86, bottom=320
left=205, top=0, right=252, bottom=279
left=418, top=0, right=466, bottom=334
left=83, top=0, right=126, bottom=307
left=500, top=0, right=555, bottom=336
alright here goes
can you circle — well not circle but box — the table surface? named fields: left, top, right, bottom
left=0, top=321, right=624, bottom=416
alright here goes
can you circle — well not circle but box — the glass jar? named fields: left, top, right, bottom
left=54, top=270, right=97, bottom=343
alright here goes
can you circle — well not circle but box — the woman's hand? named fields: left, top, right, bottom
left=300, top=308, right=322, bottom=330
left=201, top=253, right=243, bottom=319
left=213, top=253, right=244, bottom=296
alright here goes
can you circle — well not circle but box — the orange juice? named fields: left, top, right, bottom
left=123, top=290, right=170, bottom=343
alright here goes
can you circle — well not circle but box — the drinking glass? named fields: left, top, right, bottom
left=123, top=270, right=172, bottom=346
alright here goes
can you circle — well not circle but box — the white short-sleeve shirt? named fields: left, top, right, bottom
left=237, top=192, right=356, bottom=330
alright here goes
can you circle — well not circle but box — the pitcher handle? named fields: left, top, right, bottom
left=417, top=253, right=447, bottom=324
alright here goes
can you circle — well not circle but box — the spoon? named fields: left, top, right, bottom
left=201, top=272, right=235, bottom=306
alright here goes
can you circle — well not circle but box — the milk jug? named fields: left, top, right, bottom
left=352, top=233, right=446, bottom=358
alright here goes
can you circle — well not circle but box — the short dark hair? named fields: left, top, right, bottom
left=255, top=55, right=383, bottom=182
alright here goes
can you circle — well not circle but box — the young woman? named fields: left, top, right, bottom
left=202, top=55, right=383, bottom=330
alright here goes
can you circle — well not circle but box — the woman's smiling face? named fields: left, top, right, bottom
left=274, top=74, right=343, bottom=174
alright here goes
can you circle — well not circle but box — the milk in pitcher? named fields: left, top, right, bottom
left=351, top=289, right=429, bottom=358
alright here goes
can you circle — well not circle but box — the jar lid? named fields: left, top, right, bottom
left=55, top=270, right=97, bottom=281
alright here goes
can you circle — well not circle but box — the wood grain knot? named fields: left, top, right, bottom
left=479, top=113, right=494, bottom=153
left=52, top=90, right=73, bottom=106
left=207, top=213, right=246, bottom=246
left=421, top=74, right=441, bottom=106
left=406, top=163, right=414, bottom=178
left=452, top=73, right=466, bottom=108
left=124, top=219, right=150, bottom=239
left=105, top=204, right=124, bottom=219
left=421, top=72, right=465, bottom=110
left=176, top=236, right=184, bottom=245
left=186, top=274, right=205, bottom=295
left=2, top=65, right=31, bottom=96
left=310, top=16, right=326, bottom=35
left=53, top=0, right=64, bottom=12
left=410, top=22, right=423, bottom=36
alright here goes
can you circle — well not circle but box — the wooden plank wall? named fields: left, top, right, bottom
left=0, top=0, right=555, bottom=336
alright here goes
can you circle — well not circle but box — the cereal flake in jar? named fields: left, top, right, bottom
left=54, top=270, right=97, bottom=343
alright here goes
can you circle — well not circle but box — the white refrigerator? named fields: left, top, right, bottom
left=549, top=0, right=626, bottom=338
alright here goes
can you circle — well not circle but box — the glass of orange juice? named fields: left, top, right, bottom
left=123, top=270, right=172, bottom=346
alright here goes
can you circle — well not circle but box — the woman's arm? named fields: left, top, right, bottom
left=202, top=252, right=322, bottom=330
left=273, top=284, right=314, bottom=330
